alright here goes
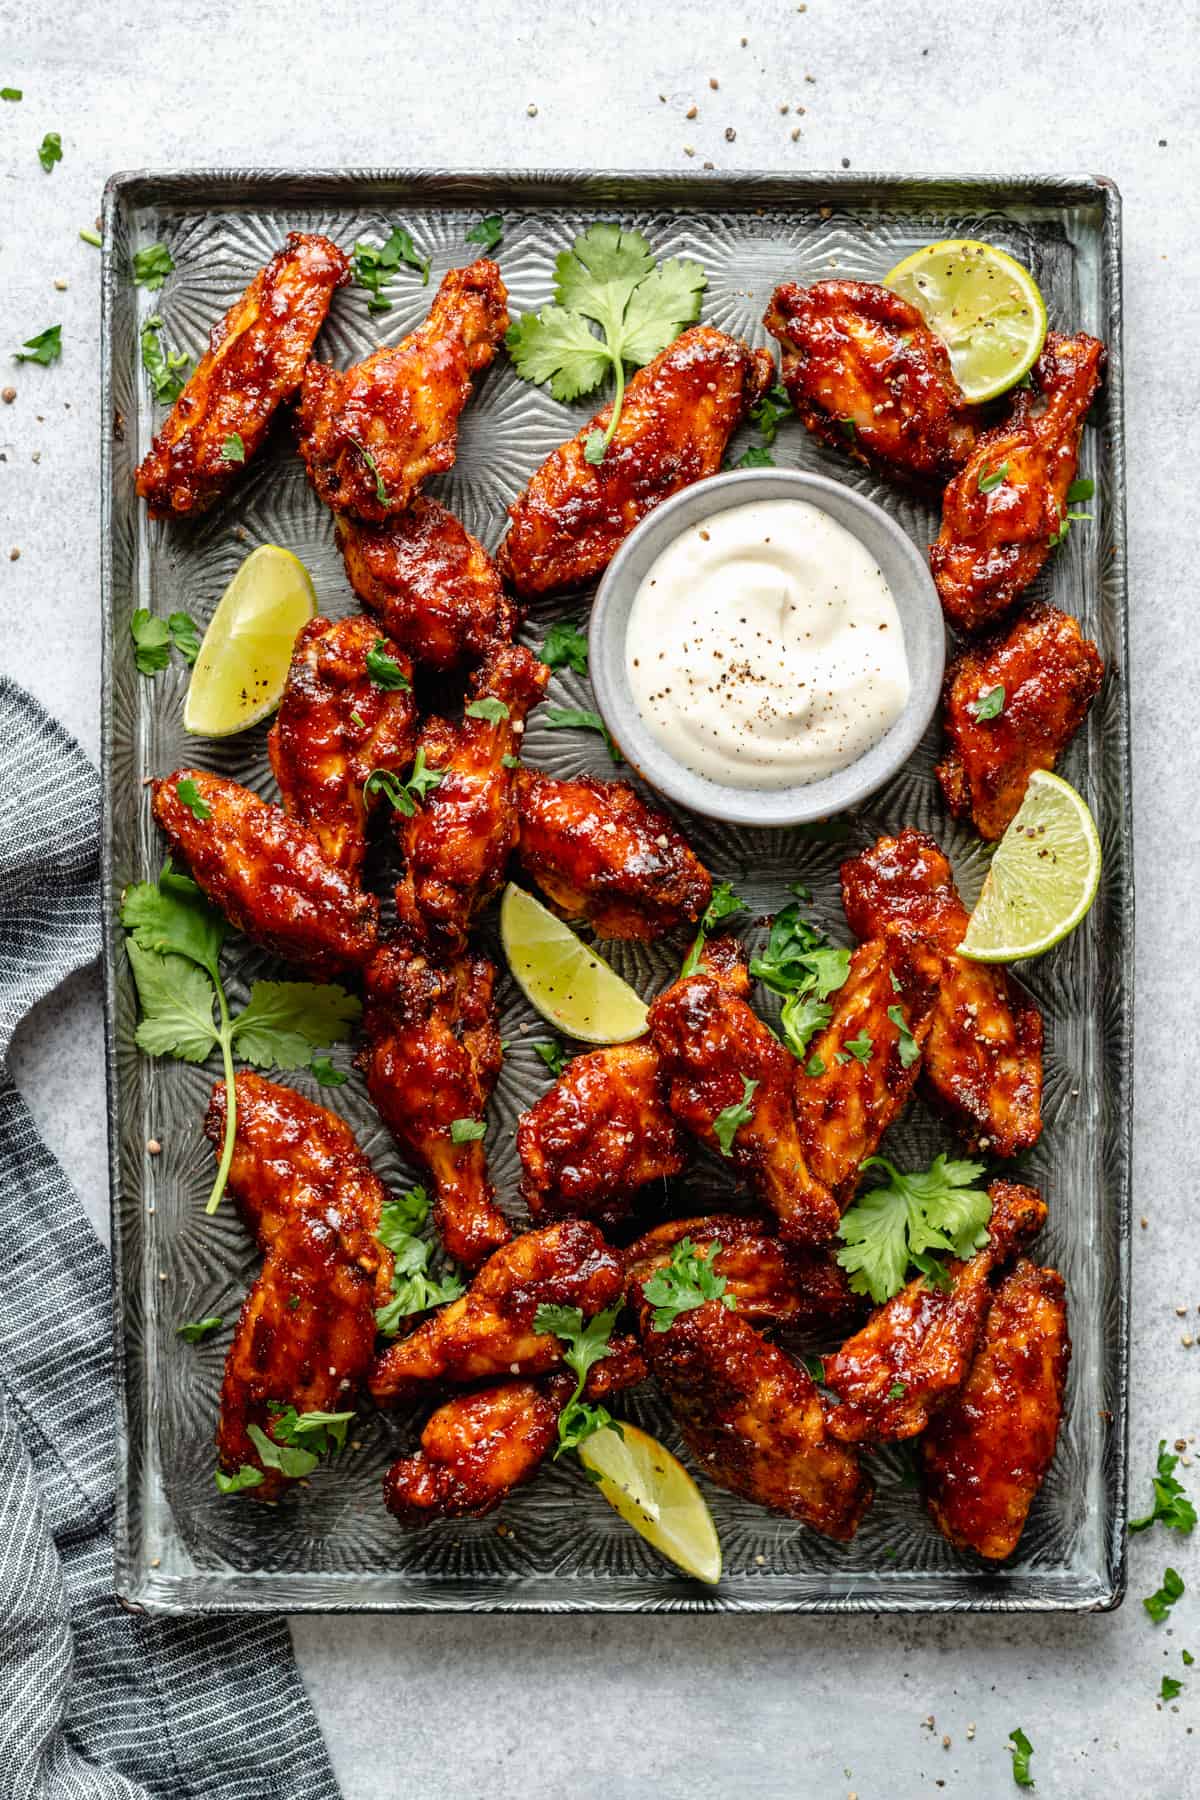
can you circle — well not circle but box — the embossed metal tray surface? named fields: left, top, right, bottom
left=101, top=170, right=1130, bottom=1613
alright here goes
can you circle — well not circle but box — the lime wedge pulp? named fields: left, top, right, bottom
left=884, top=238, right=1048, bottom=403
left=579, top=1422, right=722, bottom=1585
left=183, top=544, right=317, bottom=737
left=499, top=883, right=649, bottom=1045
left=958, top=770, right=1101, bottom=962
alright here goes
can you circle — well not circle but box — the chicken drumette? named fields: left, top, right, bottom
left=515, top=771, right=713, bottom=940
left=205, top=1073, right=392, bottom=1499
left=931, top=330, right=1106, bottom=630
left=267, top=613, right=417, bottom=876
left=359, top=936, right=509, bottom=1269
left=298, top=259, right=508, bottom=521
left=153, top=769, right=379, bottom=978
left=394, top=644, right=548, bottom=953
left=383, top=1376, right=573, bottom=1524
left=136, top=231, right=349, bottom=518
left=762, top=278, right=981, bottom=486
left=840, top=830, right=1043, bottom=1156
left=497, top=326, right=774, bottom=597
left=936, top=602, right=1104, bottom=840
left=337, top=497, right=517, bottom=672
left=624, top=1214, right=864, bottom=1332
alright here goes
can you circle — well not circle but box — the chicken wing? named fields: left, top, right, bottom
left=840, top=830, right=1043, bottom=1155
left=636, top=1295, right=873, bottom=1539
left=135, top=231, right=349, bottom=518
left=931, top=331, right=1106, bottom=630
left=922, top=1259, right=1070, bottom=1560
left=205, top=1073, right=392, bottom=1499
left=394, top=644, right=549, bottom=953
left=152, top=769, right=379, bottom=978
left=794, top=927, right=943, bottom=1205
left=298, top=259, right=508, bottom=522
left=517, top=1041, right=686, bottom=1228
left=359, top=936, right=509, bottom=1269
left=762, top=279, right=980, bottom=486
left=369, top=1220, right=624, bottom=1404
left=497, top=326, right=775, bottom=598
left=648, top=939, right=840, bottom=1246
left=624, top=1213, right=864, bottom=1331
left=822, top=1180, right=1048, bottom=1444
left=337, top=497, right=517, bottom=671
left=515, top=771, right=713, bottom=940
left=936, top=602, right=1104, bottom=840
left=267, top=613, right=417, bottom=876
left=383, top=1375, right=572, bottom=1525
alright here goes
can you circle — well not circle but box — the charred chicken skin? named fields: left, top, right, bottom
left=359, top=936, right=509, bottom=1269
left=267, top=613, right=418, bottom=876
left=635, top=1292, right=873, bottom=1540
left=931, top=330, right=1106, bottom=630
left=152, top=769, right=379, bottom=978
left=497, top=326, right=775, bottom=598
left=383, top=1375, right=572, bottom=1525
left=794, top=927, right=943, bottom=1206
left=369, top=1220, right=624, bottom=1404
left=840, top=830, right=1043, bottom=1156
left=922, top=1259, right=1070, bottom=1560
left=135, top=231, right=349, bottom=519
left=822, top=1180, right=1048, bottom=1445
left=936, top=602, right=1104, bottom=841
left=517, top=1042, right=686, bottom=1228
left=337, top=497, right=517, bottom=672
left=205, top=1073, right=392, bottom=1499
left=624, top=1213, right=864, bottom=1332
left=763, top=278, right=981, bottom=486
left=648, top=937, right=840, bottom=1246
left=394, top=644, right=549, bottom=953
left=298, top=259, right=509, bottom=522
left=515, top=771, right=713, bottom=940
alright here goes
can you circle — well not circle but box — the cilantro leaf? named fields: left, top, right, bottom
left=140, top=315, right=190, bottom=403
left=1129, top=1439, right=1198, bottom=1534
left=533, top=1301, right=623, bottom=1456
left=230, top=980, right=361, bottom=1070
left=805, top=1052, right=826, bottom=1077
left=506, top=305, right=612, bottom=401
left=1161, top=1675, right=1184, bottom=1701
left=977, top=461, right=1008, bottom=494
left=713, top=1074, right=758, bottom=1157
left=121, top=862, right=225, bottom=976
left=534, top=1039, right=568, bottom=1078
left=352, top=226, right=430, bottom=310
left=465, top=214, right=504, bottom=252
left=1, top=87, right=22, bottom=101
left=843, top=1031, right=874, bottom=1064
left=130, top=609, right=171, bottom=675
left=177, top=1315, right=223, bottom=1343
left=681, top=880, right=748, bottom=976
left=539, top=617, right=589, bottom=676
left=751, top=902, right=851, bottom=1005
left=968, top=683, right=1005, bottom=721
left=220, top=432, right=245, bottom=464
left=643, top=1237, right=736, bottom=1332
left=404, top=747, right=443, bottom=800
left=1067, top=476, right=1095, bottom=503
left=780, top=990, right=833, bottom=1059
left=125, top=942, right=219, bottom=1063
left=133, top=243, right=174, bottom=290
left=732, top=444, right=775, bottom=469
left=449, top=1117, right=486, bottom=1143
left=215, top=1464, right=264, bottom=1495
left=268, top=1403, right=355, bottom=1455
left=748, top=381, right=792, bottom=446
left=14, top=324, right=62, bottom=366
left=246, top=1421, right=319, bottom=1479
left=887, top=1003, right=921, bottom=1069
left=1008, top=1727, right=1035, bottom=1788
left=1144, top=1565, right=1186, bottom=1623
left=37, top=131, right=62, bottom=172
left=364, top=768, right=415, bottom=817
left=310, top=1056, right=347, bottom=1086
left=617, top=255, right=708, bottom=366
left=836, top=1153, right=992, bottom=1303
left=176, top=777, right=210, bottom=820
left=366, top=639, right=410, bottom=690
left=465, top=696, right=510, bottom=722
left=542, top=705, right=621, bottom=762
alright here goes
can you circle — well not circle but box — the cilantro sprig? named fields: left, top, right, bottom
left=1129, top=1439, right=1198, bottom=1535
left=643, top=1237, right=736, bottom=1332
left=538, top=617, right=589, bottom=677
left=534, top=1039, right=569, bottom=1078
left=141, top=314, right=190, bottom=404
left=352, top=226, right=430, bottom=310
left=130, top=608, right=200, bottom=676
left=752, top=901, right=851, bottom=1061
left=506, top=222, right=705, bottom=465
left=681, top=881, right=747, bottom=977
left=121, top=863, right=361, bottom=1214
left=533, top=1302, right=623, bottom=1457
left=374, top=1184, right=465, bottom=1334
left=232, top=1403, right=356, bottom=1488
left=835, top=1154, right=992, bottom=1304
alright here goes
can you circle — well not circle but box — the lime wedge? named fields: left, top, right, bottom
left=958, top=770, right=1101, bottom=963
left=579, top=1422, right=721, bottom=1584
left=183, top=544, right=317, bottom=736
left=499, top=883, right=648, bottom=1044
left=884, top=239, right=1048, bottom=403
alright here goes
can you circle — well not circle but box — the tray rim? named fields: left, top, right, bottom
left=99, top=165, right=1132, bottom=1616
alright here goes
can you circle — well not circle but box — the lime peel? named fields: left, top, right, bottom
left=959, top=770, right=1101, bottom=963
left=883, top=238, right=1048, bottom=403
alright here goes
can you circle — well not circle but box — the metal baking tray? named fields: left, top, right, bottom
left=101, top=169, right=1130, bottom=1613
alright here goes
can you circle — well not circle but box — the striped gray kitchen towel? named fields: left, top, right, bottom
left=0, top=677, right=339, bottom=1800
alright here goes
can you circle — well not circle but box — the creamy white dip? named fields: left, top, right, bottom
left=624, top=498, right=910, bottom=790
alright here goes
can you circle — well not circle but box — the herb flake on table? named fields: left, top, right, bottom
left=1, top=87, right=21, bottom=101
left=13, top=324, right=62, bottom=366
left=466, top=213, right=504, bottom=252
left=533, top=1301, right=622, bottom=1456
left=352, top=226, right=429, bottom=310
left=643, top=1237, right=735, bottom=1332
left=1129, top=1439, right=1197, bottom=1534
left=1143, top=1565, right=1185, bottom=1623
left=176, top=1315, right=223, bottom=1344
left=1007, top=1727, right=1035, bottom=1788
left=374, top=1184, right=465, bottom=1334
left=37, top=130, right=61, bottom=172
left=133, top=243, right=175, bottom=290
left=1161, top=1674, right=1184, bottom=1701
left=835, top=1153, right=992, bottom=1303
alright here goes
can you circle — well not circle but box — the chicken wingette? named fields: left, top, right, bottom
left=624, top=1214, right=864, bottom=1331
left=383, top=1376, right=573, bottom=1524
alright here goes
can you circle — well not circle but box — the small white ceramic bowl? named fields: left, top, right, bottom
left=588, top=467, right=945, bottom=828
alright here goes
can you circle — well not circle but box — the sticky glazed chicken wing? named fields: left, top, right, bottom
left=359, top=936, right=510, bottom=1269
left=205, top=1073, right=392, bottom=1499
left=840, top=830, right=1043, bottom=1156
left=135, top=232, right=349, bottom=518
left=763, top=279, right=981, bottom=486
left=515, top=771, right=713, bottom=940
left=794, top=927, right=943, bottom=1206
left=931, top=330, right=1106, bottom=630
left=267, top=613, right=417, bottom=876
left=624, top=1214, right=864, bottom=1331
left=648, top=938, right=840, bottom=1246
left=636, top=1295, right=873, bottom=1540
left=152, top=769, right=379, bottom=978
left=369, top=1220, right=624, bottom=1404
left=497, top=326, right=775, bottom=598
left=383, top=1375, right=572, bottom=1525
left=922, top=1259, right=1070, bottom=1560
left=394, top=644, right=549, bottom=953
left=337, top=497, right=517, bottom=672
left=517, top=1042, right=686, bottom=1228
left=822, top=1180, right=1048, bottom=1444
left=936, top=602, right=1104, bottom=841
left=298, top=259, right=509, bottom=522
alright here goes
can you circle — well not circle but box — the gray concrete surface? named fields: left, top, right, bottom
left=1, top=1, right=1197, bottom=1793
